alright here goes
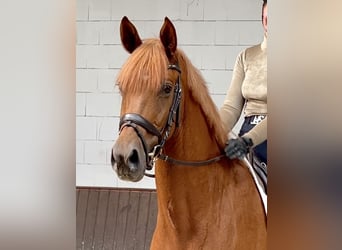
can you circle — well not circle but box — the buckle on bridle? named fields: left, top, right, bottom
left=147, top=144, right=163, bottom=170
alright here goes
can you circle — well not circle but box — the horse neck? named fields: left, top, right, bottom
left=154, top=87, right=230, bottom=231
left=165, top=98, right=221, bottom=161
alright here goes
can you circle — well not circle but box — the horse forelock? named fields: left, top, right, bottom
left=176, top=50, right=228, bottom=148
left=117, top=39, right=168, bottom=94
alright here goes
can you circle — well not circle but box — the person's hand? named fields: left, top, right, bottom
left=224, top=137, right=253, bottom=160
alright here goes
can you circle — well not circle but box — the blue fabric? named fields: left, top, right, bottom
left=239, top=117, right=267, bottom=164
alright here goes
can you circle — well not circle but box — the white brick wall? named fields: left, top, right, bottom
left=76, top=0, right=264, bottom=188
left=98, top=69, right=119, bottom=92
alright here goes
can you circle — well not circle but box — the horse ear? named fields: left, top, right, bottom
left=120, top=16, right=142, bottom=53
left=160, top=17, right=177, bottom=59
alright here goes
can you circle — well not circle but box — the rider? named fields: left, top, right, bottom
left=220, top=0, right=268, bottom=191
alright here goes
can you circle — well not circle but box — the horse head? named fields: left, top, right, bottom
left=111, top=17, right=182, bottom=182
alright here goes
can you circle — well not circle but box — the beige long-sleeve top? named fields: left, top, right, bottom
left=219, top=37, right=267, bottom=146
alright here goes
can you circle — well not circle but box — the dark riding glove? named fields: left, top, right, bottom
left=224, top=137, right=253, bottom=160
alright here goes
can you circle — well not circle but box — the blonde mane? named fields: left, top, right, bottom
left=117, top=38, right=227, bottom=148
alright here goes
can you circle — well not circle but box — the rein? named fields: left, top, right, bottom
left=119, top=64, right=225, bottom=177
left=158, top=154, right=225, bottom=166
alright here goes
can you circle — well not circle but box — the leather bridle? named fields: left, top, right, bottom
left=118, top=64, right=225, bottom=177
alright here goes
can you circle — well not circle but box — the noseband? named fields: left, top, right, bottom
left=118, top=64, right=224, bottom=177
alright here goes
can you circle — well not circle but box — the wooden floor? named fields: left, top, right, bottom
left=76, top=187, right=157, bottom=250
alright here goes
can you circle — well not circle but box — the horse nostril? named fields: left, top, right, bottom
left=128, top=149, right=139, bottom=164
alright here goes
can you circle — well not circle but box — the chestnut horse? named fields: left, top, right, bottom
left=111, top=16, right=266, bottom=250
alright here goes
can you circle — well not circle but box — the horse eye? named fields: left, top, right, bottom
left=162, top=83, right=173, bottom=95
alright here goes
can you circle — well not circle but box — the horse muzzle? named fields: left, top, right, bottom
left=111, top=136, right=147, bottom=182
